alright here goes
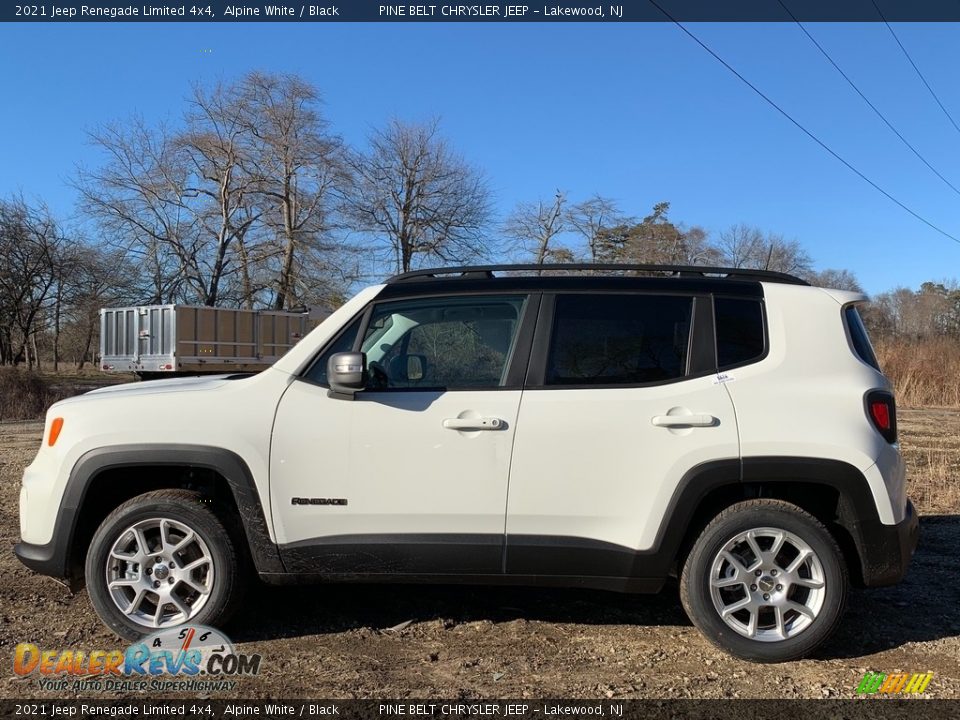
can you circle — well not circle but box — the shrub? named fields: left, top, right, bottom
left=0, top=368, right=73, bottom=421
left=874, top=337, right=960, bottom=408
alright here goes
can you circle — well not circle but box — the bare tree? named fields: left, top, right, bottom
left=0, top=196, right=64, bottom=368
left=79, top=73, right=363, bottom=308
left=76, top=118, right=196, bottom=304
left=717, top=224, right=813, bottom=275
left=48, top=238, right=85, bottom=372
left=567, top=195, right=628, bottom=262
left=179, top=80, right=263, bottom=306
left=756, top=234, right=812, bottom=275
left=56, top=245, right=139, bottom=369
left=805, top=268, right=863, bottom=292
left=715, top=224, right=763, bottom=269
left=239, top=72, right=352, bottom=309
left=345, top=118, right=492, bottom=274
left=504, top=191, right=570, bottom=268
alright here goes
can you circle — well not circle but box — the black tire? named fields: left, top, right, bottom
left=680, top=499, right=848, bottom=663
left=85, top=489, right=246, bottom=641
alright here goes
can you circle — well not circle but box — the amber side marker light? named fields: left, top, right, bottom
left=48, top=417, right=64, bottom=447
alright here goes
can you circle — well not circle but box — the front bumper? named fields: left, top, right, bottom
left=855, top=498, right=919, bottom=587
left=13, top=539, right=82, bottom=591
left=16, top=453, right=81, bottom=588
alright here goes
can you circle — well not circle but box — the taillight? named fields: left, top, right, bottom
left=870, top=402, right=890, bottom=430
left=866, top=390, right=897, bottom=444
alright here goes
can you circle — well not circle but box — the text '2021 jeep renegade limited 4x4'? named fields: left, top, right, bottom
left=16, top=264, right=918, bottom=662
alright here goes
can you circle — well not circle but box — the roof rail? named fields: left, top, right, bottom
left=386, top=263, right=810, bottom=286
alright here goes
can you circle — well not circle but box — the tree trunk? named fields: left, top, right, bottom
left=274, top=185, right=296, bottom=310
left=237, top=237, right=254, bottom=310
left=400, top=225, right=413, bottom=274
left=78, top=320, right=94, bottom=370
left=53, top=280, right=62, bottom=372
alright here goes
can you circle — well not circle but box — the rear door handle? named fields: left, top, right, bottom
left=443, top=417, right=503, bottom=430
left=651, top=414, right=717, bottom=428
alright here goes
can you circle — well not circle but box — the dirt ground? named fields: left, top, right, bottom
left=0, top=410, right=957, bottom=699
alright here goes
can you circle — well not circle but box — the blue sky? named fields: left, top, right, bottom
left=2, top=21, right=960, bottom=294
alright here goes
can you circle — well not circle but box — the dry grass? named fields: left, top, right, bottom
left=898, top=408, right=960, bottom=515
left=0, top=368, right=76, bottom=421
left=875, top=337, right=960, bottom=408
left=908, top=443, right=960, bottom=514
left=0, top=367, right=133, bottom=421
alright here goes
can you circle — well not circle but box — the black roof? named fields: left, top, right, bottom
left=377, top=263, right=808, bottom=300
left=386, top=263, right=809, bottom=286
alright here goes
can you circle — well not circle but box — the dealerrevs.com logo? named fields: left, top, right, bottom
left=856, top=671, right=933, bottom=695
left=12, top=625, right=261, bottom=692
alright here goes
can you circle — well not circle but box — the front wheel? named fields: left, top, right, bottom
left=85, top=489, right=245, bottom=641
left=680, top=499, right=848, bottom=662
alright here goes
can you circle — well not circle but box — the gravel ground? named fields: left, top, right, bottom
left=0, top=411, right=957, bottom=699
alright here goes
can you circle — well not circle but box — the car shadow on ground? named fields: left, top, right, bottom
left=231, top=579, right=691, bottom=642
left=819, top=514, right=960, bottom=659
left=229, top=516, right=959, bottom=659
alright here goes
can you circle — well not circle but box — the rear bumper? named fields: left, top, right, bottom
left=855, top=499, right=919, bottom=587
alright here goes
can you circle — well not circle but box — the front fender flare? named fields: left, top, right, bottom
left=18, top=444, right=284, bottom=584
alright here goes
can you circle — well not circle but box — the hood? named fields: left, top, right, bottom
left=56, top=373, right=249, bottom=405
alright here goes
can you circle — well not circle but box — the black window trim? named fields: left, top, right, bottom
left=842, top=301, right=881, bottom=372
left=524, top=290, right=716, bottom=391
left=712, top=294, right=770, bottom=373
left=299, top=290, right=541, bottom=392
left=298, top=305, right=372, bottom=387
left=299, top=287, right=773, bottom=392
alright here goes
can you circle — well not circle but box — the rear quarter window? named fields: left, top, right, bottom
left=715, top=297, right=765, bottom=369
left=844, top=305, right=880, bottom=371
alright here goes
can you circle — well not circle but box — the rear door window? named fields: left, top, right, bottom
left=545, top=294, right=693, bottom=386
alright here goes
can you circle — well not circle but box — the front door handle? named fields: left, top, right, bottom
left=651, top=414, right=717, bottom=428
left=443, top=417, right=503, bottom=431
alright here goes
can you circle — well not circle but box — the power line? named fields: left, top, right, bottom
left=778, top=0, right=960, bottom=199
left=870, top=0, right=960, bottom=138
left=646, top=0, right=960, bottom=246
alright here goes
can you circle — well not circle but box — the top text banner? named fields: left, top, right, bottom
left=5, top=0, right=960, bottom=22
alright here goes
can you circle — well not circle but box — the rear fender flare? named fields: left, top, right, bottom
left=654, top=456, right=881, bottom=581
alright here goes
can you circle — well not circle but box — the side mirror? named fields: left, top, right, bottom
left=327, top=351, right=367, bottom=398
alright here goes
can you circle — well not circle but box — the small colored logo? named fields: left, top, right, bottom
left=12, top=625, right=260, bottom=692
left=856, top=671, right=933, bottom=695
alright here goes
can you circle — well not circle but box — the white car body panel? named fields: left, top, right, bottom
left=270, top=384, right=522, bottom=544
left=724, top=283, right=901, bottom=523
left=506, top=376, right=739, bottom=550
left=19, top=285, right=385, bottom=546
left=19, top=369, right=290, bottom=546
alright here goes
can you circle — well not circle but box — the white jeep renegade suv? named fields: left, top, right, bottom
left=16, top=264, right=918, bottom=662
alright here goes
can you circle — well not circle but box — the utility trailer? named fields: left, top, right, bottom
left=100, top=304, right=323, bottom=378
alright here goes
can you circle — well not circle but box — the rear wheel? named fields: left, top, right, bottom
left=85, top=489, right=245, bottom=640
left=680, top=499, right=848, bottom=662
